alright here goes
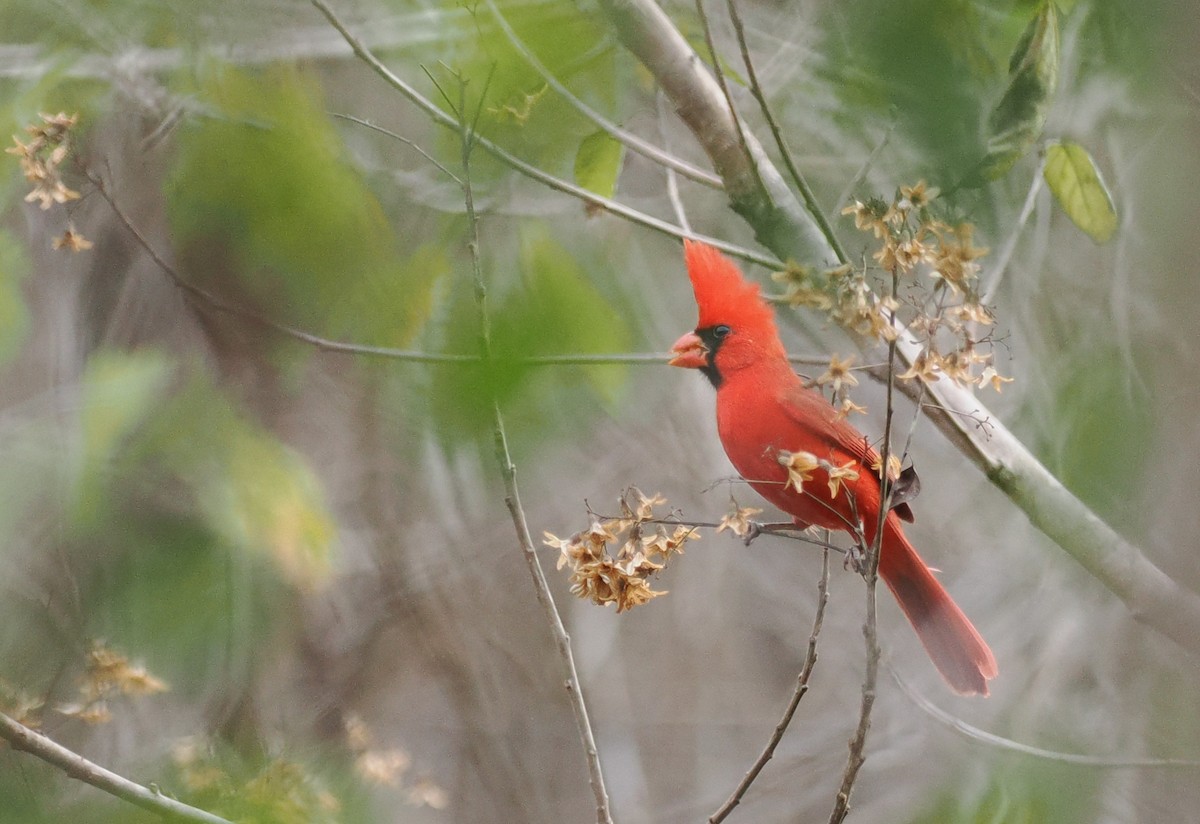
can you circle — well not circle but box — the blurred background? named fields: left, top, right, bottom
left=1, top=0, right=1199, bottom=821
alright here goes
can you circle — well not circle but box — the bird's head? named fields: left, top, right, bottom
left=669, top=240, right=788, bottom=387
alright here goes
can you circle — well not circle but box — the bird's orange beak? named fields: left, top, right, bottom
left=668, top=331, right=708, bottom=369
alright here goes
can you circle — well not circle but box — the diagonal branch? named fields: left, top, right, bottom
left=0, top=712, right=233, bottom=824
left=310, top=0, right=778, bottom=269
left=592, top=0, right=1200, bottom=662
left=594, top=0, right=833, bottom=262
left=484, top=0, right=723, bottom=188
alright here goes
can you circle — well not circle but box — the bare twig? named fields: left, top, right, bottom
left=722, top=0, right=847, bottom=263
left=709, top=545, right=831, bottom=823
left=691, top=0, right=767, bottom=197
left=980, top=158, right=1045, bottom=304
left=309, top=0, right=778, bottom=269
left=889, top=666, right=1200, bottom=769
left=446, top=72, right=614, bottom=824
left=828, top=268, right=900, bottom=824
left=484, top=0, right=722, bottom=189
left=0, top=712, right=232, bottom=824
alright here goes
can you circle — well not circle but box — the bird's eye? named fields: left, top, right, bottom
left=713, top=324, right=731, bottom=339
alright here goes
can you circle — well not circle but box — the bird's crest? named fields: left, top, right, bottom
left=683, top=240, right=779, bottom=336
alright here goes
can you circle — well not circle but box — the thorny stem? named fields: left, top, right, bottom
left=709, top=545, right=831, bottom=823
left=449, top=76, right=614, bottom=824
left=0, top=712, right=233, bottom=824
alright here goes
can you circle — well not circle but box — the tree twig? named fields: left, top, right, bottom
left=709, top=545, right=831, bottom=823
left=827, top=268, right=899, bottom=824
left=888, top=665, right=1200, bottom=768
left=722, top=0, right=847, bottom=263
left=0, top=712, right=233, bottom=824
left=309, top=0, right=778, bottom=269
left=484, top=0, right=722, bottom=189
left=446, top=71, right=615, bottom=824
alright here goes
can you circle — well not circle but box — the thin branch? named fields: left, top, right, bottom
left=709, top=545, right=830, bottom=823
left=691, top=0, right=767, bottom=198
left=448, top=73, right=614, bottom=824
left=835, top=114, right=896, bottom=215
left=593, top=0, right=833, bottom=261
left=484, top=0, right=722, bottom=189
left=888, top=666, right=1200, bottom=769
left=0, top=712, right=233, bottom=824
left=980, top=158, right=1044, bottom=304
left=657, top=90, right=693, bottom=233
left=828, top=268, right=899, bottom=824
left=723, top=0, right=847, bottom=263
left=309, top=0, right=778, bottom=270
left=89, top=171, right=786, bottom=370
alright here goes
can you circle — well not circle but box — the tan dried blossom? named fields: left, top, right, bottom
left=717, top=503, right=763, bottom=539
left=898, top=350, right=943, bottom=383
left=356, top=750, right=412, bottom=787
left=53, top=225, right=93, bottom=252
left=898, top=180, right=939, bottom=210
left=8, top=112, right=82, bottom=212
left=841, top=198, right=891, bottom=239
left=978, top=365, right=1014, bottom=392
left=778, top=450, right=820, bottom=494
left=407, top=776, right=450, bottom=810
left=871, top=454, right=903, bottom=484
left=821, top=460, right=860, bottom=499
left=816, top=353, right=859, bottom=393
left=837, top=396, right=868, bottom=418
left=548, top=490, right=697, bottom=613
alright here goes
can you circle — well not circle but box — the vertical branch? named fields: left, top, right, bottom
left=445, top=75, right=615, bottom=824
left=709, top=544, right=830, bottom=824
left=828, top=268, right=900, bottom=824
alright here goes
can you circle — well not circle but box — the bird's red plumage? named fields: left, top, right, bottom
left=673, top=241, right=997, bottom=695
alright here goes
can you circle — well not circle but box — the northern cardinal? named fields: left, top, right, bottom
left=669, top=240, right=997, bottom=696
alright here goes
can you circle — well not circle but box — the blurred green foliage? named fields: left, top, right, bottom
left=911, top=757, right=1098, bottom=823
left=167, top=66, right=441, bottom=350
left=421, top=0, right=619, bottom=176
left=429, top=224, right=632, bottom=446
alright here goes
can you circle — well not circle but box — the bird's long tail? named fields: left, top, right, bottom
left=878, top=516, right=997, bottom=696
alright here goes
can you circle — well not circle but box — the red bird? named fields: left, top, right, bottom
left=669, top=240, right=997, bottom=696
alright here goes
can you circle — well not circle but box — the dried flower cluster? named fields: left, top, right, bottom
left=172, top=740, right=343, bottom=824
left=6, top=111, right=92, bottom=251
left=776, top=181, right=1012, bottom=395
left=777, top=450, right=861, bottom=499
left=544, top=488, right=697, bottom=613
left=345, top=714, right=448, bottom=808
left=56, top=641, right=169, bottom=724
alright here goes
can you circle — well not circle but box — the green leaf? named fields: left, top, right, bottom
left=430, top=226, right=633, bottom=444
left=139, top=375, right=335, bottom=589
left=0, top=229, right=30, bottom=365
left=968, top=1, right=1059, bottom=184
left=574, top=130, right=625, bottom=199
left=1042, top=140, right=1118, bottom=243
left=74, top=350, right=174, bottom=526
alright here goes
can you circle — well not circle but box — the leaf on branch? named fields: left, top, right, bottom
left=1042, top=140, right=1118, bottom=243
left=574, top=129, right=625, bottom=204
left=966, top=1, right=1059, bottom=185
